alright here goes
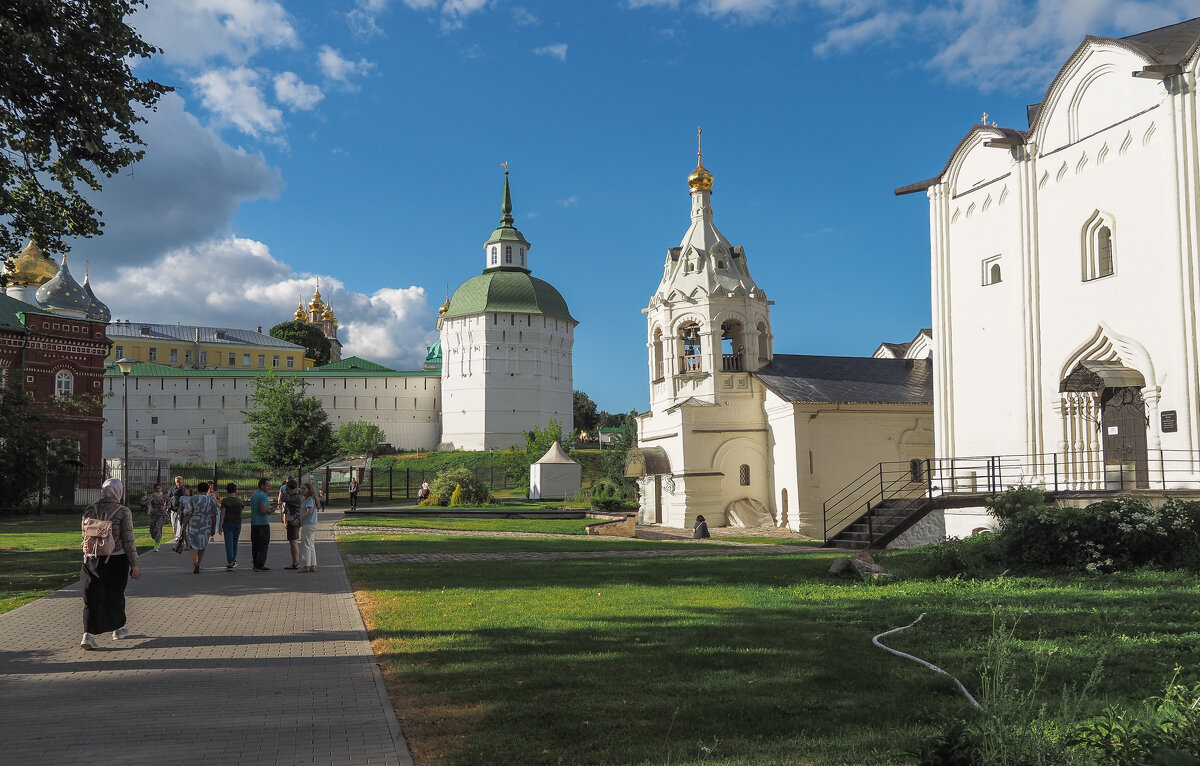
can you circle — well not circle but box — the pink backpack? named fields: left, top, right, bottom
left=82, top=514, right=117, bottom=561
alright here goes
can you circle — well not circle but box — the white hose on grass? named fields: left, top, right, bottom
left=872, top=613, right=982, bottom=710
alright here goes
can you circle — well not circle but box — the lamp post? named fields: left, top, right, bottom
left=116, top=358, right=135, bottom=489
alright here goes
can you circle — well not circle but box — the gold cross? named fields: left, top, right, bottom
left=501, top=161, right=508, bottom=173
left=697, top=126, right=703, bottom=160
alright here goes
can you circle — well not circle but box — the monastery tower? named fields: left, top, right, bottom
left=438, top=168, right=576, bottom=450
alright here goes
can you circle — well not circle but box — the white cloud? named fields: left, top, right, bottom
left=274, top=72, right=324, bottom=111
left=512, top=6, right=539, bottom=26
left=350, top=0, right=490, bottom=33
left=192, top=67, right=283, bottom=136
left=97, top=238, right=438, bottom=370
left=133, top=0, right=299, bottom=67
left=533, top=43, right=568, bottom=62
left=557, top=195, right=579, bottom=207
left=318, top=45, right=375, bottom=83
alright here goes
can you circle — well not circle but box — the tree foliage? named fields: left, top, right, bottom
left=0, top=387, right=81, bottom=505
left=335, top=421, right=386, bottom=457
left=428, top=466, right=489, bottom=507
left=600, top=412, right=639, bottom=490
left=573, top=390, right=598, bottom=434
left=244, top=372, right=336, bottom=470
left=0, top=0, right=169, bottom=271
left=269, top=321, right=332, bottom=367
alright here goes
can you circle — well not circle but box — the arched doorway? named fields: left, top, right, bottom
left=1060, top=360, right=1148, bottom=489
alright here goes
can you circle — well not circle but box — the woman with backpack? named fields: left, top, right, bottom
left=80, top=478, right=140, bottom=650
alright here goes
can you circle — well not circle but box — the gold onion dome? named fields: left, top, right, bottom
left=322, top=303, right=335, bottom=321
left=308, top=283, right=326, bottom=312
left=7, top=240, right=58, bottom=286
left=438, top=297, right=451, bottom=316
left=294, top=299, right=306, bottom=321
left=687, top=125, right=714, bottom=192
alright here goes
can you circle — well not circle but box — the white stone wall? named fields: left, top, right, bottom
left=103, top=373, right=441, bottom=463
left=440, top=311, right=574, bottom=450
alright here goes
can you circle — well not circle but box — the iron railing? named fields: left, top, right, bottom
left=822, top=449, right=1200, bottom=542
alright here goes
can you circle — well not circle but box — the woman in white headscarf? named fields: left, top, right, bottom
left=80, top=478, right=140, bottom=650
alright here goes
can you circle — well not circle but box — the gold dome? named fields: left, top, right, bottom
left=322, top=303, right=335, bottom=322
left=294, top=300, right=306, bottom=322
left=687, top=163, right=714, bottom=192
left=438, top=297, right=451, bottom=316
left=308, top=281, right=326, bottom=313
left=6, top=240, right=58, bottom=286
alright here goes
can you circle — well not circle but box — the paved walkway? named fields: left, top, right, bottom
left=0, top=511, right=412, bottom=766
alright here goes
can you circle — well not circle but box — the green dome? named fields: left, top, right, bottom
left=444, top=269, right=574, bottom=322
left=423, top=339, right=442, bottom=370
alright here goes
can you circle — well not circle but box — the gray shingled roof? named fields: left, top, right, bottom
left=1121, top=17, right=1200, bottom=64
left=753, top=354, right=932, bottom=404
left=107, top=322, right=303, bottom=349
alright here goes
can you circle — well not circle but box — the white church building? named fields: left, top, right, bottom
left=630, top=139, right=934, bottom=539
left=897, top=15, right=1200, bottom=504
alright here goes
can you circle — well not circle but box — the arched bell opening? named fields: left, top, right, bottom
left=720, top=319, right=745, bottom=371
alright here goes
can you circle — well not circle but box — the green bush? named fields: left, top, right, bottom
left=1071, top=669, right=1200, bottom=765
left=983, top=489, right=1200, bottom=572
left=449, top=483, right=463, bottom=506
left=914, top=533, right=1005, bottom=579
left=429, top=467, right=489, bottom=507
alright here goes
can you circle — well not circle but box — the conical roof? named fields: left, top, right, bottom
left=82, top=272, right=111, bottom=322
left=534, top=441, right=577, bottom=465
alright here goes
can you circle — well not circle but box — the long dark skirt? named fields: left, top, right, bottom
left=81, top=554, right=129, bottom=634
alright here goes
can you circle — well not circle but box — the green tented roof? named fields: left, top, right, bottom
left=486, top=224, right=529, bottom=244
left=444, top=269, right=575, bottom=321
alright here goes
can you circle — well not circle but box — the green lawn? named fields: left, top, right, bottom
left=339, top=534, right=729, bottom=554
left=338, top=516, right=595, bottom=535
left=0, top=512, right=159, bottom=614
left=346, top=542, right=1200, bottom=766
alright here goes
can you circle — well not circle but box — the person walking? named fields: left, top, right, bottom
left=166, top=475, right=186, bottom=545
left=248, top=478, right=274, bottom=571
left=80, top=479, right=140, bottom=649
left=141, top=483, right=169, bottom=551
left=172, top=487, right=194, bottom=553
left=279, top=479, right=303, bottom=570
left=298, top=482, right=320, bottom=573
left=182, top=482, right=219, bottom=573
left=219, top=483, right=245, bottom=569
left=348, top=473, right=360, bottom=511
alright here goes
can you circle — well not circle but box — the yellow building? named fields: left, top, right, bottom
left=106, top=322, right=313, bottom=370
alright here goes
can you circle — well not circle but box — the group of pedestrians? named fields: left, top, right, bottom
left=79, top=473, right=323, bottom=650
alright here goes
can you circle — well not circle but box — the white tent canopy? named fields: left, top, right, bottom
left=529, top=441, right=582, bottom=500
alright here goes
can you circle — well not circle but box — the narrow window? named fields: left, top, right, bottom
left=1097, top=226, right=1113, bottom=277
left=505, top=246, right=512, bottom=264
left=1083, top=213, right=1116, bottom=281
left=228, top=353, right=236, bottom=366
left=982, top=255, right=1002, bottom=286
left=185, top=350, right=192, bottom=365
left=114, top=345, right=124, bottom=358
left=287, top=357, right=294, bottom=369
left=738, top=464, right=751, bottom=486
left=199, top=351, right=207, bottom=366
left=242, top=354, right=250, bottom=367
left=909, top=459, right=923, bottom=483
left=148, top=347, right=157, bottom=362
left=169, top=348, right=178, bottom=362
left=258, top=354, right=265, bottom=368
left=272, top=355, right=280, bottom=368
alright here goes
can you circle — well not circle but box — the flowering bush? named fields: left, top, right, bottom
left=986, top=489, right=1200, bottom=571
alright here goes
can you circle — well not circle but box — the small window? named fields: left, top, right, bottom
left=151, top=416, right=158, bottom=425
left=185, top=350, right=192, bottom=364
left=169, top=349, right=178, bottom=362
left=55, top=370, right=73, bottom=400
left=287, top=357, right=294, bottom=369
left=738, top=464, right=750, bottom=486
left=982, top=255, right=1002, bottom=286
left=1083, top=212, right=1116, bottom=281
left=272, top=355, right=280, bottom=368
left=505, top=245, right=512, bottom=264
left=198, top=351, right=207, bottom=366
left=228, top=353, right=236, bottom=366
left=258, top=354, right=265, bottom=368
left=148, top=347, right=157, bottom=361
left=243, top=354, right=250, bottom=367
left=114, top=345, right=124, bottom=358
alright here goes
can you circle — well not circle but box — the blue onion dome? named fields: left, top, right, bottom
left=82, top=272, right=111, bottom=322
left=35, top=255, right=92, bottom=316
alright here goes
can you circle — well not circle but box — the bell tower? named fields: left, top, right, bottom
left=644, top=128, right=773, bottom=411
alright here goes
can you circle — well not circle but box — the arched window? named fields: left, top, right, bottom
left=679, top=322, right=702, bottom=372
left=990, top=263, right=1001, bottom=283
left=982, top=255, right=1002, bottom=285
left=652, top=329, right=664, bottom=380
left=490, top=246, right=497, bottom=266
left=738, top=464, right=750, bottom=486
left=55, top=370, right=73, bottom=400
left=721, top=319, right=744, bottom=371
left=520, top=248, right=525, bottom=266
left=505, top=245, right=512, bottom=264
left=1083, top=212, right=1116, bottom=281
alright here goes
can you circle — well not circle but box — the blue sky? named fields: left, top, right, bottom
left=76, top=0, right=1195, bottom=413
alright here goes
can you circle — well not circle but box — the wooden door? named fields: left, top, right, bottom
left=654, top=475, right=663, bottom=524
left=1102, top=387, right=1149, bottom=488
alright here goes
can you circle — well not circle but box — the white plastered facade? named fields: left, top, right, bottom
left=919, top=33, right=1200, bottom=491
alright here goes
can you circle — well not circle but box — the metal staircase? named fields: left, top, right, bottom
left=822, top=461, right=934, bottom=549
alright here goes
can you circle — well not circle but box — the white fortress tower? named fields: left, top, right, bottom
left=438, top=168, right=577, bottom=450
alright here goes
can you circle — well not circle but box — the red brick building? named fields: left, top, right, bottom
left=2, top=243, right=110, bottom=488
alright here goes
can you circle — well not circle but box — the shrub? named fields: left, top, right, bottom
left=429, top=467, right=489, bottom=507
left=589, top=480, right=635, bottom=510
left=1071, top=669, right=1200, bottom=765
left=915, top=534, right=1005, bottom=579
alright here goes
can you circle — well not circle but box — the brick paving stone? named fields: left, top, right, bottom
left=0, top=511, right=412, bottom=766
